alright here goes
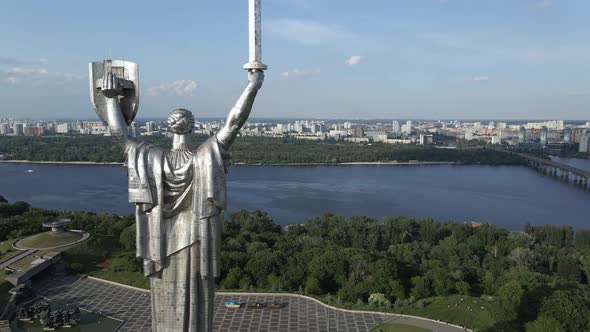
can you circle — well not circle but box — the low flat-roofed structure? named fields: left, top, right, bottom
left=42, top=219, right=71, bottom=232
left=6, top=252, right=61, bottom=286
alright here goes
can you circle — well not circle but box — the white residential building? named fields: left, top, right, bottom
left=392, top=121, right=400, bottom=134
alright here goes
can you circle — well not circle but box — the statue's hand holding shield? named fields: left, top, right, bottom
left=89, top=60, right=139, bottom=132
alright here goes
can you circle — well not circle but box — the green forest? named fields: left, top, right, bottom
left=0, top=135, right=526, bottom=165
left=1, top=196, right=589, bottom=331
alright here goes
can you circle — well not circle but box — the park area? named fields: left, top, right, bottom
left=16, top=231, right=83, bottom=249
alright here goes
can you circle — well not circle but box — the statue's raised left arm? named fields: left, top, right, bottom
left=100, top=72, right=133, bottom=141
left=216, top=70, right=264, bottom=150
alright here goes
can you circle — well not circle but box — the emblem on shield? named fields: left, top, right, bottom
left=89, top=60, right=139, bottom=126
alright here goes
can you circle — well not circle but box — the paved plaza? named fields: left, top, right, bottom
left=32, top=274, right=468, bottom=331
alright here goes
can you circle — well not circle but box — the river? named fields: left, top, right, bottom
left=0, top=163, right=588, bottom=230
left=550, top=156, right=590, bottom=172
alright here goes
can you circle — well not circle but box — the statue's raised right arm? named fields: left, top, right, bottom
left=216, top=70, right=264, bottom=150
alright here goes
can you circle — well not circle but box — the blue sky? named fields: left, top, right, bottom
left=0, top=0, right=589, bottom=120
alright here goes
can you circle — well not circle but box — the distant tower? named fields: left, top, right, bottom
left=563, top=129, right=573, bottom=145
left=392, top=121, right=400, bottom=134
left=540, top=127, right=548, bottom=148
left=0, top=123, right=9, bottom=135
left=13, top=123, right=24, bottom=136
left=130, top=122, right=138, bottom=137
left=402, top=121, right=412, bottom=135
left=146, top=121, right=156, bottom=133
left=518, top=127, right=526, bottom=143
left=580, top=130, right=590, bottom=153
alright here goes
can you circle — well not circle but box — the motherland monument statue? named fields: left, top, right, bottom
left=88, top=1, right=266, bottom=331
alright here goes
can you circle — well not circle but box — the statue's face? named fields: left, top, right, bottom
left=167, top=109, right=195, bottom=134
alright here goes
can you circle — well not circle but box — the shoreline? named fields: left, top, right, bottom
left=0, top=160, right=461, bottom=166
left=0, top=160, right=124, bottom=165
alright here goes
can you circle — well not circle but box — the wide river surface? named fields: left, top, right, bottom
left=0, top=163, right=588, bottom=230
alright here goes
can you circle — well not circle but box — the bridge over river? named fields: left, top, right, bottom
left=500, top=150, right=590, bottom=190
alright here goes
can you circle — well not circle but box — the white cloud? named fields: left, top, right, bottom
left=0, top=60, right=85, bottom=85
left=345, top=56, right=364, bottom=66
left=146, top=80, right=198, bottom=97
left=280, top=68, right=321, bottom=80
left=0, top=57, right=48, bottom=66
left=0, top=56, right=85, bottom=85
left=268, top=18, right=356, bottom=46
left=472, top=76, right=489, bottom=81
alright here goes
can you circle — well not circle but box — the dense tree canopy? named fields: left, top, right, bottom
left=1, top=197, right=589, bottom=331
left=0, top=135, right=525, bottom=165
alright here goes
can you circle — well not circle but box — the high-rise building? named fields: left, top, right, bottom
left=353, top=127, right=364, bottom=138
left=274, top=123, right=284, bottom=135
left=130, top=122, right=138, bottom=137
left=146, top=121, right=157, bottom=133
left=13, top=123, right=24, bottom=136
left=56, top=123, right=71, bottom=134
left=402, top=121, right=412, bottom=135
left=518, top=127, right=526, bottom=143
left=392, top=121, right=400, bottom=134
left=563, top=129, right=573, bottom=144
left=540, top=127, right=548, bottom=147
left=465, top=128, right=475, bottom=141
left=365, top=131, right=387, bottom=142
left=24, top=126, right=44, bottom=136
left=0, top=123, right=10, bottom=135
left=419, top=134, right=433, bottom=145
left=580, top=131, right=590, bottom=153
left=294, top=122, right=304, bottom=133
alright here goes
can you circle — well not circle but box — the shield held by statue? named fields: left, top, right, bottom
left=89, top=60, right=139, bottom=126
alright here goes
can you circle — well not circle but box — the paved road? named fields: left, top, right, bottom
left=0, top=249, right=36, bottom=270
left=32, top=275, right=468, bottom=332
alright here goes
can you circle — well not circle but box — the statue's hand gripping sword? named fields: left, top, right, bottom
left=243, top=0, right=268, bottom=71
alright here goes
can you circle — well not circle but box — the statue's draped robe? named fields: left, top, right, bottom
left=126, top=136, right=227, bottom=332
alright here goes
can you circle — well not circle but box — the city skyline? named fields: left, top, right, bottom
left=1, top=0, right=590, bottom=120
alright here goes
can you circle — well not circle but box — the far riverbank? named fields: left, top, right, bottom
left=0, top=160, right=459, bottom=166
left=0, top=160, right=124, bottom=165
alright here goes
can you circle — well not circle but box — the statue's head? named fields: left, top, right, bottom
left=167, top=109, right=195, bottom=134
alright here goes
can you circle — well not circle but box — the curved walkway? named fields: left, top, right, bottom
left=0, top=249, right=37, bottom=270
left=32, top=275, right=471, bottom=332
left=13, top=231, right=91, bottom=250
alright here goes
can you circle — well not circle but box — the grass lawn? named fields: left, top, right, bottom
left=9, top=246, right=79, bottom=271
left=92, top=269, right=149, bottom=290
left=18, top=231, right=82, bottom=249
left=399, top=294, right=501, bottom=331
left=370, top=323, right=431, bottom=332
left=0, top=238, right=18, bottom=262
left=89, top=255, right=149, bottom=289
